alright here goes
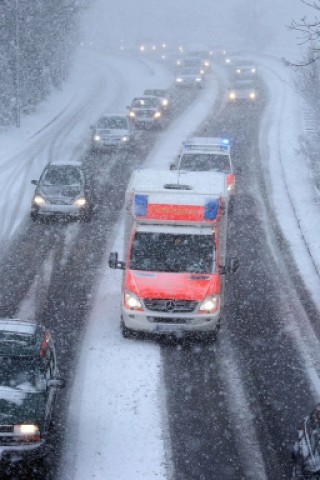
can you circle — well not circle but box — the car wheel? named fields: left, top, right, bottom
left=121, top=317, right=135, bottom=339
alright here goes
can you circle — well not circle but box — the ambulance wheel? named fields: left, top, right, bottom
left=121, top=317, right=134, bottom=339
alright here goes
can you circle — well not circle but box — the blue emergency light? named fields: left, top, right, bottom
left=134, top=194, right=148, bottom=216
left=222, top=138, right=229, bottom=145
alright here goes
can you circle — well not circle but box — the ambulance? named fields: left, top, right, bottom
left=170, top=137, right=236, bottom=207
left=108, top=169, right=239, bottom=338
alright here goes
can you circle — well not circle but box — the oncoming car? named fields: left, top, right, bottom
left=0, top=319, right=64, bottom=464
left=90, top=114, right=135, bottom=150
left=31, top=162, right=92, bottom=221
left=127, top=96, right=164, bottom=128
left=233, top=60, right=256, bottom=77
left=143, top=89, right=170, bottom=110
left=228, top=79, right=257, bottom=103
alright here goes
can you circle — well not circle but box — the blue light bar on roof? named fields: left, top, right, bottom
left=134, top=194, right=148, bottom=216
left=222, top=138, right=229, bottom=145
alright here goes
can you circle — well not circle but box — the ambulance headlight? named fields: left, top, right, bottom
left=93, top=134, right=101, bottom=142
left=154, top=111, right=161, bottom=119
left=249, top=92, right=256, bottom=99
left=199, top=295, right=220, bottom=313
left=124, top=290, right=142, bottom=310
left=229, top=91, right=236, bottom=100
left=129, top=111, right=136, bottom=118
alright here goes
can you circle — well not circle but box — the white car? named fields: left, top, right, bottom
left=176, top=67, right=204, bottom=88
left=90, top=114, right=135, bottom=150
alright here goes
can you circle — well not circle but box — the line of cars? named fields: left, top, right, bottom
left=108, top=136, right=238, bottom=340
left=29, top=88, right=171, bottom=222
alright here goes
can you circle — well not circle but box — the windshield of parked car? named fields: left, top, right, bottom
left=179, top=153, right=230, bottom=172
left=130, top=232, right=215, bottom=273
left=132, top=97, right=159, bottom=108
left=97, top=117, right=128, bottom=129
left=42, top=166, right=82, bottom=186
left=0, top=356, right=37, bottom=389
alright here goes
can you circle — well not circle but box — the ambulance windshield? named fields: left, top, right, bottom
left=179, top=153, right=230, bottom=172
left=130, top=232, right=215, bottom=273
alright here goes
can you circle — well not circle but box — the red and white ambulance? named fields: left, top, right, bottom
left=109, top=169, right=239, bottom=338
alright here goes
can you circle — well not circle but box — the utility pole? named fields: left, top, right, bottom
left=15, top=0, right=20, bottom=127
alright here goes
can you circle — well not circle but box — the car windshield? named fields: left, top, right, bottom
left=144, top=90, right=166, bottom=97
left=180, top=68, right=199, bottom=75
left=97, top=117, right=128, bottom=129
left=180, top=153, right=230, bottom=172
left=0, top=356, right=37, bottom=388
left=132, top=98, right=158, bottom=108
left=129, top=232, right=215, bottom=273
left=42, top=166, right=82, bottom=186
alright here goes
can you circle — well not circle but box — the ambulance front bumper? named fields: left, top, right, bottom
left=122, top=308, right=220, bottom=335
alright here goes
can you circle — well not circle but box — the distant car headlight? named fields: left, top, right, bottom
left=176, top=77, right=183, bottom=82
left=229, top=91, right=236, bottom=100
left=236, top=69, right=241, bottom=74
left=162, top=99, right=169, bottom=106
left=14, top=424, right=40, bottom=441
left=93, top=134, right=101, bottom=141
left=196, top=77, right=202, bottom=82
left=204, top=61, right=210, bottom=67
left=249, top=92, right=256, bottom=99
left=199, top=294, right=220, bottom=313
left=124, top=290, right=142, bottom=310
left=154, top=111, right=161, bottom=119
left=251, top=68, right=256, bottom=73
left=33, top=195, right=45, bottom=205
left=122, top=136, right=129, bottom=142
left=129, top=111, right=136, bottom=118
left=200, top=69, right=205, bottom=75
left=225, top=58, right=231, bottom=64
left=74, top=197, right=86, bottom=207
left=176, top=60, right=181, bottom=66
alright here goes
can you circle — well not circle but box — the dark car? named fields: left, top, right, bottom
left=0, top=319, right=64, bottom=464
left=291, top=404, right=320, bottom=479
left=31, top=162, right=92, bottom=221
left=143, top=89, right=170, bottom=110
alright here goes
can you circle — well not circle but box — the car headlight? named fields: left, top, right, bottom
left=124, top=290, right=142, bottom=310
left=204, top=61, right=210, bottom=67
left=14, top=424, right=40, bottom=441
left=176, top=77, right=183, bottom=82
left=251, top=68, right=256, bottom=73
left=154, top=111, right=161, bottom=119
left=200, top=69, right=205, bottom=75
left=229, top=91, right=236, bottom=100
left=198, top=294, right=220, bottom=313
left=93, top=134, right=101, bottom=141
left=236, top=69, right=241, bottom=74
left=176, top=60, right=181, bottom=65
left=33, top=195, right=45, bottom=205
left=249, top=92, right=256, bottom=99
left=196, top=78, right=202, bottom=82
left=162, top=99, right=169, bottom=106
left=122, top=136, right=129, bottom=142
left=129, top=111, right=136, bottom=118
left=74, top=197, right=86, bottom=207
left=225, top=58, right=231, bottom=64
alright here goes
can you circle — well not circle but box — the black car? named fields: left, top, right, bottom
left=292, top=404, right=320, bottom=479
left=0, top=319, right=64, bottom=464
left=31, top=162, right=92, bottom=221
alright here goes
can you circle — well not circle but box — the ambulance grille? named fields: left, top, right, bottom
left=144, top=299, right=198, bottom=313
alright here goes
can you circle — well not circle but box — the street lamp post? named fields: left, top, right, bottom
left=15, top=0, right=20, bottom=128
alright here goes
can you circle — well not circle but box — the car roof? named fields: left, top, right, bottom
left=47, top=161, right=82, bottom=168
left=0, top=319, right=44, bottom=356
left=101, top=113, right=128, bottom=118
left=133, top=95, right=159, bottom=101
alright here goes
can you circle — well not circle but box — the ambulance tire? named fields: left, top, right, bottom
left=121, top=317, right=135, bottom=339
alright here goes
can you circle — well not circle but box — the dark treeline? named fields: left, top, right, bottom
left=0, top=0, right=83, bottom=126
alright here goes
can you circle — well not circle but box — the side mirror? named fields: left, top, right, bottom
left=31, top=179, right=39, bottom=185
left=109, top=252, right=125, bottom=270
left=47, top=378, right=65, bottom=389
